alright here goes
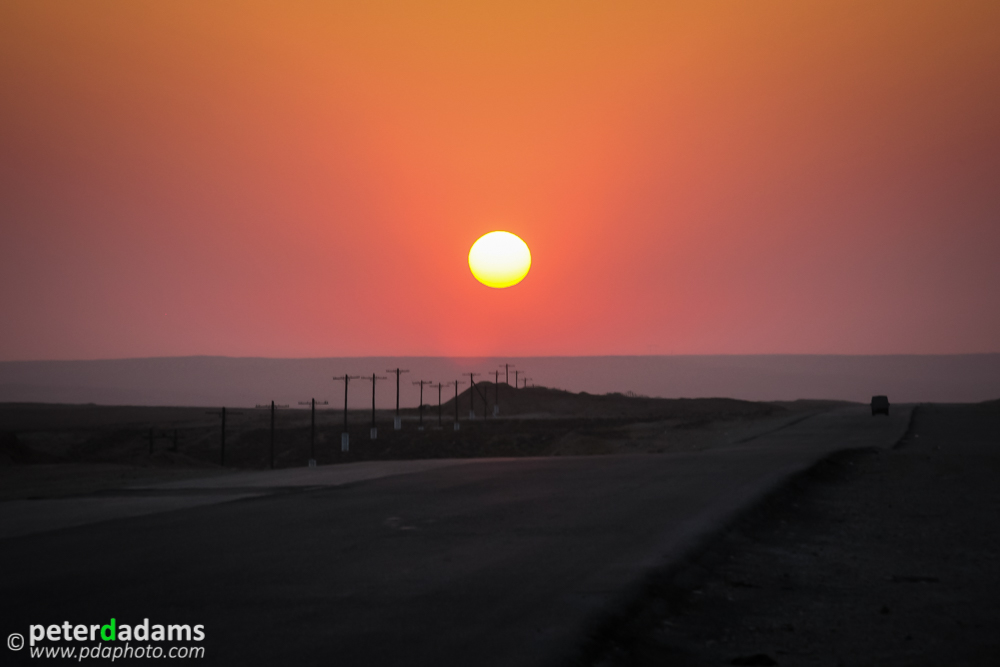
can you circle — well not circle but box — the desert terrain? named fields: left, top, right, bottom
left=0, top=383, right=846, bottom=499
left=1, top=389, right=997, bottom=665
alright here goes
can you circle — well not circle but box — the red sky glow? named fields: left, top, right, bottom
left=1, top=1, right=998, bottom=359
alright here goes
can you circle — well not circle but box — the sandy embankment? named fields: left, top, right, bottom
left=579, top=402, right=1000, bottom=666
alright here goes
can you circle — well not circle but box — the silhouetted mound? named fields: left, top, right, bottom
left=433, top=382, right=782, bottom=421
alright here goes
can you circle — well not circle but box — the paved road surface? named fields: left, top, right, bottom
left=0, top=407, right=909, bottom=666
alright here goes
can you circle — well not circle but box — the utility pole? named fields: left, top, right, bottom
left=363, top=373, right=387, bottom=439
left=466, top=372, right=492, bottom=420
left=465, top=372, right=481, bottom=419
left=336, top=374, right=361, bottom=452
left=446, top=380, right=465, bottom=430
left=205, top=407, right=242, bottom=467
left=502, top=363, right=514, bottom=385
left=431, top=382, right=446, bottom=427
left=386, top=368, right=410, bottom=430
left=220, top=407, right=227, bottom=465
left=412, top=379, right=433, bottom=429
left=523, top=377, right=533, bottom=388
left=297, top=398, right=329, bottom=467
left=493, top=369, right=501, bottom=416
left=255, top=401, right=290, bottom=469
left=514, top=369, right=522, bottom=388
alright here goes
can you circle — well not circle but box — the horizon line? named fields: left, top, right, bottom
left=3, top=352, right=1000, bottom=364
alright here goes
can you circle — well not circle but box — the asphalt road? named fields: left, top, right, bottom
left=0, top=407, right=909, bottom=666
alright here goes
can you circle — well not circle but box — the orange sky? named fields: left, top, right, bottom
left=1, top=1, right=998, bottom=359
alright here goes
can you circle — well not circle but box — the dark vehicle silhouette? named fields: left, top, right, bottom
left=871, top=395, right=890, bottom=416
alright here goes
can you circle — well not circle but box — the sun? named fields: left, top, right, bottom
left=468, top=231, right=531, bottom=288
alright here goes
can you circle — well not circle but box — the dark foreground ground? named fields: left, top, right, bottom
left=579, top=402, right=1000, bottom=666
left=0, top=400, right=996, bottom=666
left=0, top=403, right=904, bottom=667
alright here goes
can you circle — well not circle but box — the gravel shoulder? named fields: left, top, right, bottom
left=576, top=403, right=1000, bottom=666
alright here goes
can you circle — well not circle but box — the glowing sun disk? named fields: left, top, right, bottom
left=469, top=231, right=531, bottom=288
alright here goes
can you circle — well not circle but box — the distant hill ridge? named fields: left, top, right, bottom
left=1, top=355, right=998, bottom=406
left=434, top=382, right=787, bottom=420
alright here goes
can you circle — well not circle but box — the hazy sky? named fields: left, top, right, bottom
left=2, top=1, right=998, bottom=360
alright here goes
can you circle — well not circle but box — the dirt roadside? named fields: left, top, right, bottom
left=574, top=403, right=1000, bottom=666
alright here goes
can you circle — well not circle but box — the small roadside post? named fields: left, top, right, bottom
left=147, top=428, right=181, bottom=455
